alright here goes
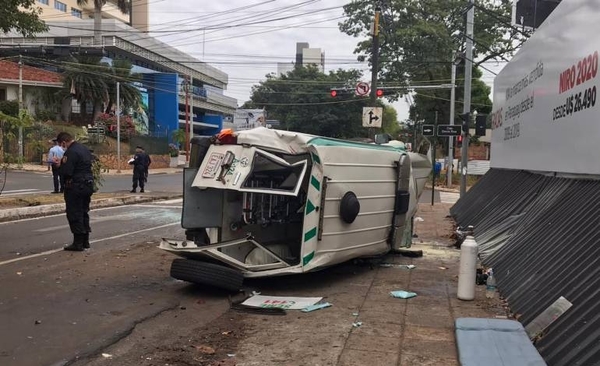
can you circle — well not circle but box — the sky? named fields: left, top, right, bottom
left=147, top=0, right=504, bottom=121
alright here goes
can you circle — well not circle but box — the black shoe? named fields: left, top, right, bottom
left=83, top=233, right=90, bottom=249
left=64, top=243, right=84, bottom=251
left=140, top=189, right=145, bottom=193
left=130, top=189, right=136, bottom=193
left=51, top=191, right=60, bottom=194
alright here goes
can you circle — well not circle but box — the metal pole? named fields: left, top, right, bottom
left=448, top=56, right=457, bottom=187
left=116, top=81, right=121, bottom=173
left=189, top=76, right=194, bottom=141
left=18, top=55, right=23, bottom=168
left=185, top=76, right=190, bottom=162
left=369, top=7, right=381, bottom=107
left=431, top=111, right=438, bottom=206
left=369, top=7, right=381, bottom=140
left=460, top=0, right=474, bottom=197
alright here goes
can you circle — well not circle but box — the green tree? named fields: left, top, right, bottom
left=245, top=66, right=393, bottom=139
left=77, top=0, right=130, bottom=44
left=62, top=56, right=111, bottom=123
left=105, top=59, right=142, bottom=114
left=0, top=0, right=48, bottom=37
left=382, top=105, right=400, bottom=137
left=340, top=0, right=527, bottom=129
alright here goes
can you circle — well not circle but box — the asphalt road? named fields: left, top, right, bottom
left=0, top=170, right=183, bottom=196
left=0, top=199, right=232, bottom=366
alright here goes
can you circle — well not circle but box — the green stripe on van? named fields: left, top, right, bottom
left=310, top=152, right=321, bottom=165
left=310, top=176, right=321, bottom=191
left=306, top=199, right=316, bottom=215
left=302, top=251, right=315, bottom=266
left=304, top=227, right=317, bottom=242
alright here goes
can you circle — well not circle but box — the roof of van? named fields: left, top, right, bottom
left=236, top=127, right=406, bottom=154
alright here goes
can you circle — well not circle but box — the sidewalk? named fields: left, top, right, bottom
left=5, top=163, right=184, bottom=175
left=223, top=203, right=506, bottom=366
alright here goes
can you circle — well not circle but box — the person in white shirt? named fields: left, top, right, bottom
left=47, top=139, right=65, bottom=193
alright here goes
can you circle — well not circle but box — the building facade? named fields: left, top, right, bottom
left=1, top=2, right=235, bottom=138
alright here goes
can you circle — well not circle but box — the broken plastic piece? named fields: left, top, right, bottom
left=352, top=321, right=363, bottom=327
left=301, top=302, right=332, bottom=313
left=101, top=353, right=113, bottom=358
left=352, top=312, right=359, bottom=316
left=390, top=290, right=417, bottom=299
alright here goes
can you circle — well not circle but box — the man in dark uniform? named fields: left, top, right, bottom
left=53, top=132, right=94, bottom=251
left=129, top=146, right=151, bottom=193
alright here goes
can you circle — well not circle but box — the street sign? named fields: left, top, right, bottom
left=355, top=82, right=370, bottom=96
left=362, top=107, right=382, bottom=127
left=437, top=124, right=462, bottom=136
left=422, top=124, right=434, bottom=136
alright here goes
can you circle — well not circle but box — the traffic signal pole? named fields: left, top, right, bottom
left=460, top=0, right=474, bottom=197
left=369, top=7, right=381, bottom=139
left=448, top=56, right=457, bottom=188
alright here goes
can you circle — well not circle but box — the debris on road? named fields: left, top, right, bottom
left=415, top=217, right=424, bottom=222
left=380, top=263, right=416, bottom=269
left=301, top=302, right=332, bottom=313
left=241, top=295, right=322, bottom=310
left=101, top=353, right=113, bottom=358
left=352, top=312, right=359, bottom=316
left=230, top=302, right=286, bottom=316
left=227, top=354, right=236, bottom=357
left=390, top=290, right=417, bottom=299
left=439, top=266, right=448, bottom=270
left=195, top=345, right=216, bottom=355
left=34, top=320, right=41, bottom=325
left=352, top=321, right=363, bottom=327
left=16, top=272, right=22, bottom=276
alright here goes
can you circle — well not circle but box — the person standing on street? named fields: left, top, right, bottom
left=47, top=139, right=64, bottom=193
left=53, top=132, right=94, bottom=251
left=129, top=146, right=151, bottom=193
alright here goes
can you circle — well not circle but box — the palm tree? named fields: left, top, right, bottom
left=104, top=59, right=142, bottom=114
left=76, top=0, right=131, bottom=45
left=62, top=56, right=111, bottom=123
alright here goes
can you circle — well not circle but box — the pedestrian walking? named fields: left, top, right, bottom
left=47, top=139, right=64, bottom=193
left=129, top=146, right=151, bottom=193
left=53, top=132, right=94, bottom=252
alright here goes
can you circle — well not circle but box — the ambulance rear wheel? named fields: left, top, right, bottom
left=170, top=259, right=244, bottom=292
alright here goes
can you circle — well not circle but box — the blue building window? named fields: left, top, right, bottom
left=71, top=8, right=82, bottom=18
left=55, top=1, right=67, bottom=12
left=37, top=0, right=49, bottom=4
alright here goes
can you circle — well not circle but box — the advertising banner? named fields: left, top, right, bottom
left=491, top=0, right=600, bottom=175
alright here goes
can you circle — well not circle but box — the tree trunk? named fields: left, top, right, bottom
left=93, top=7, right=102, bottom=45
left=92, top=101, right=103, bottom=124
left=105, top=100, right=113, bottom=114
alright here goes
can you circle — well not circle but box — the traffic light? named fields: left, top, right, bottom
left=375, top=88, right=398, bottom=97
left=475, top=114, right=487, bottom=136
left=457, top=135, right=463, bottom=148
left=330, top=87, right=351, bottom=97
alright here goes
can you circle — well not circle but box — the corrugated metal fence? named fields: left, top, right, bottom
left=451, top=168, right=600, bottom=366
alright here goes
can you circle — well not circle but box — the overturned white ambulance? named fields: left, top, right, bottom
left=160, top=128, right=430, bottom=290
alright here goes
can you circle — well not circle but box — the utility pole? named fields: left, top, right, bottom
left=460, top=0, right=474, bottom=197
left=116, top=81, right=121, bottom=173
left=185, top=76, right=190, bottom=162
left=18, top=55, right=23, bottom=168
left=431, top=111, right=438, bottom=206
left=447, top=54, right=458, bottom=188
left=189, top=76, right=194, bottom=142
left=369, top=7, right=381, bottom=139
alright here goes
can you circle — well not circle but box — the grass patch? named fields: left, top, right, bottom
left=0, top=192, right=129, bottom=209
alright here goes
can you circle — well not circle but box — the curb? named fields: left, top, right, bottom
left=0, top=194, right=183, bottom=223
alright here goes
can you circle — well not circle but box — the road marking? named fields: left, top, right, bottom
left=33, top=214, right=139, bottom=233
left=0, top=221, right=180, bottom=266
left=156, top=198, right=183, bottom=204
left=134, top=205, right=182, bottom=209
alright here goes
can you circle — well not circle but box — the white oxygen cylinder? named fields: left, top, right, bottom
left=457, top=235, right=478, bottom=300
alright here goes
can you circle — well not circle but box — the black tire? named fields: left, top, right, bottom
left=170, top=259, right=244, bottom=292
